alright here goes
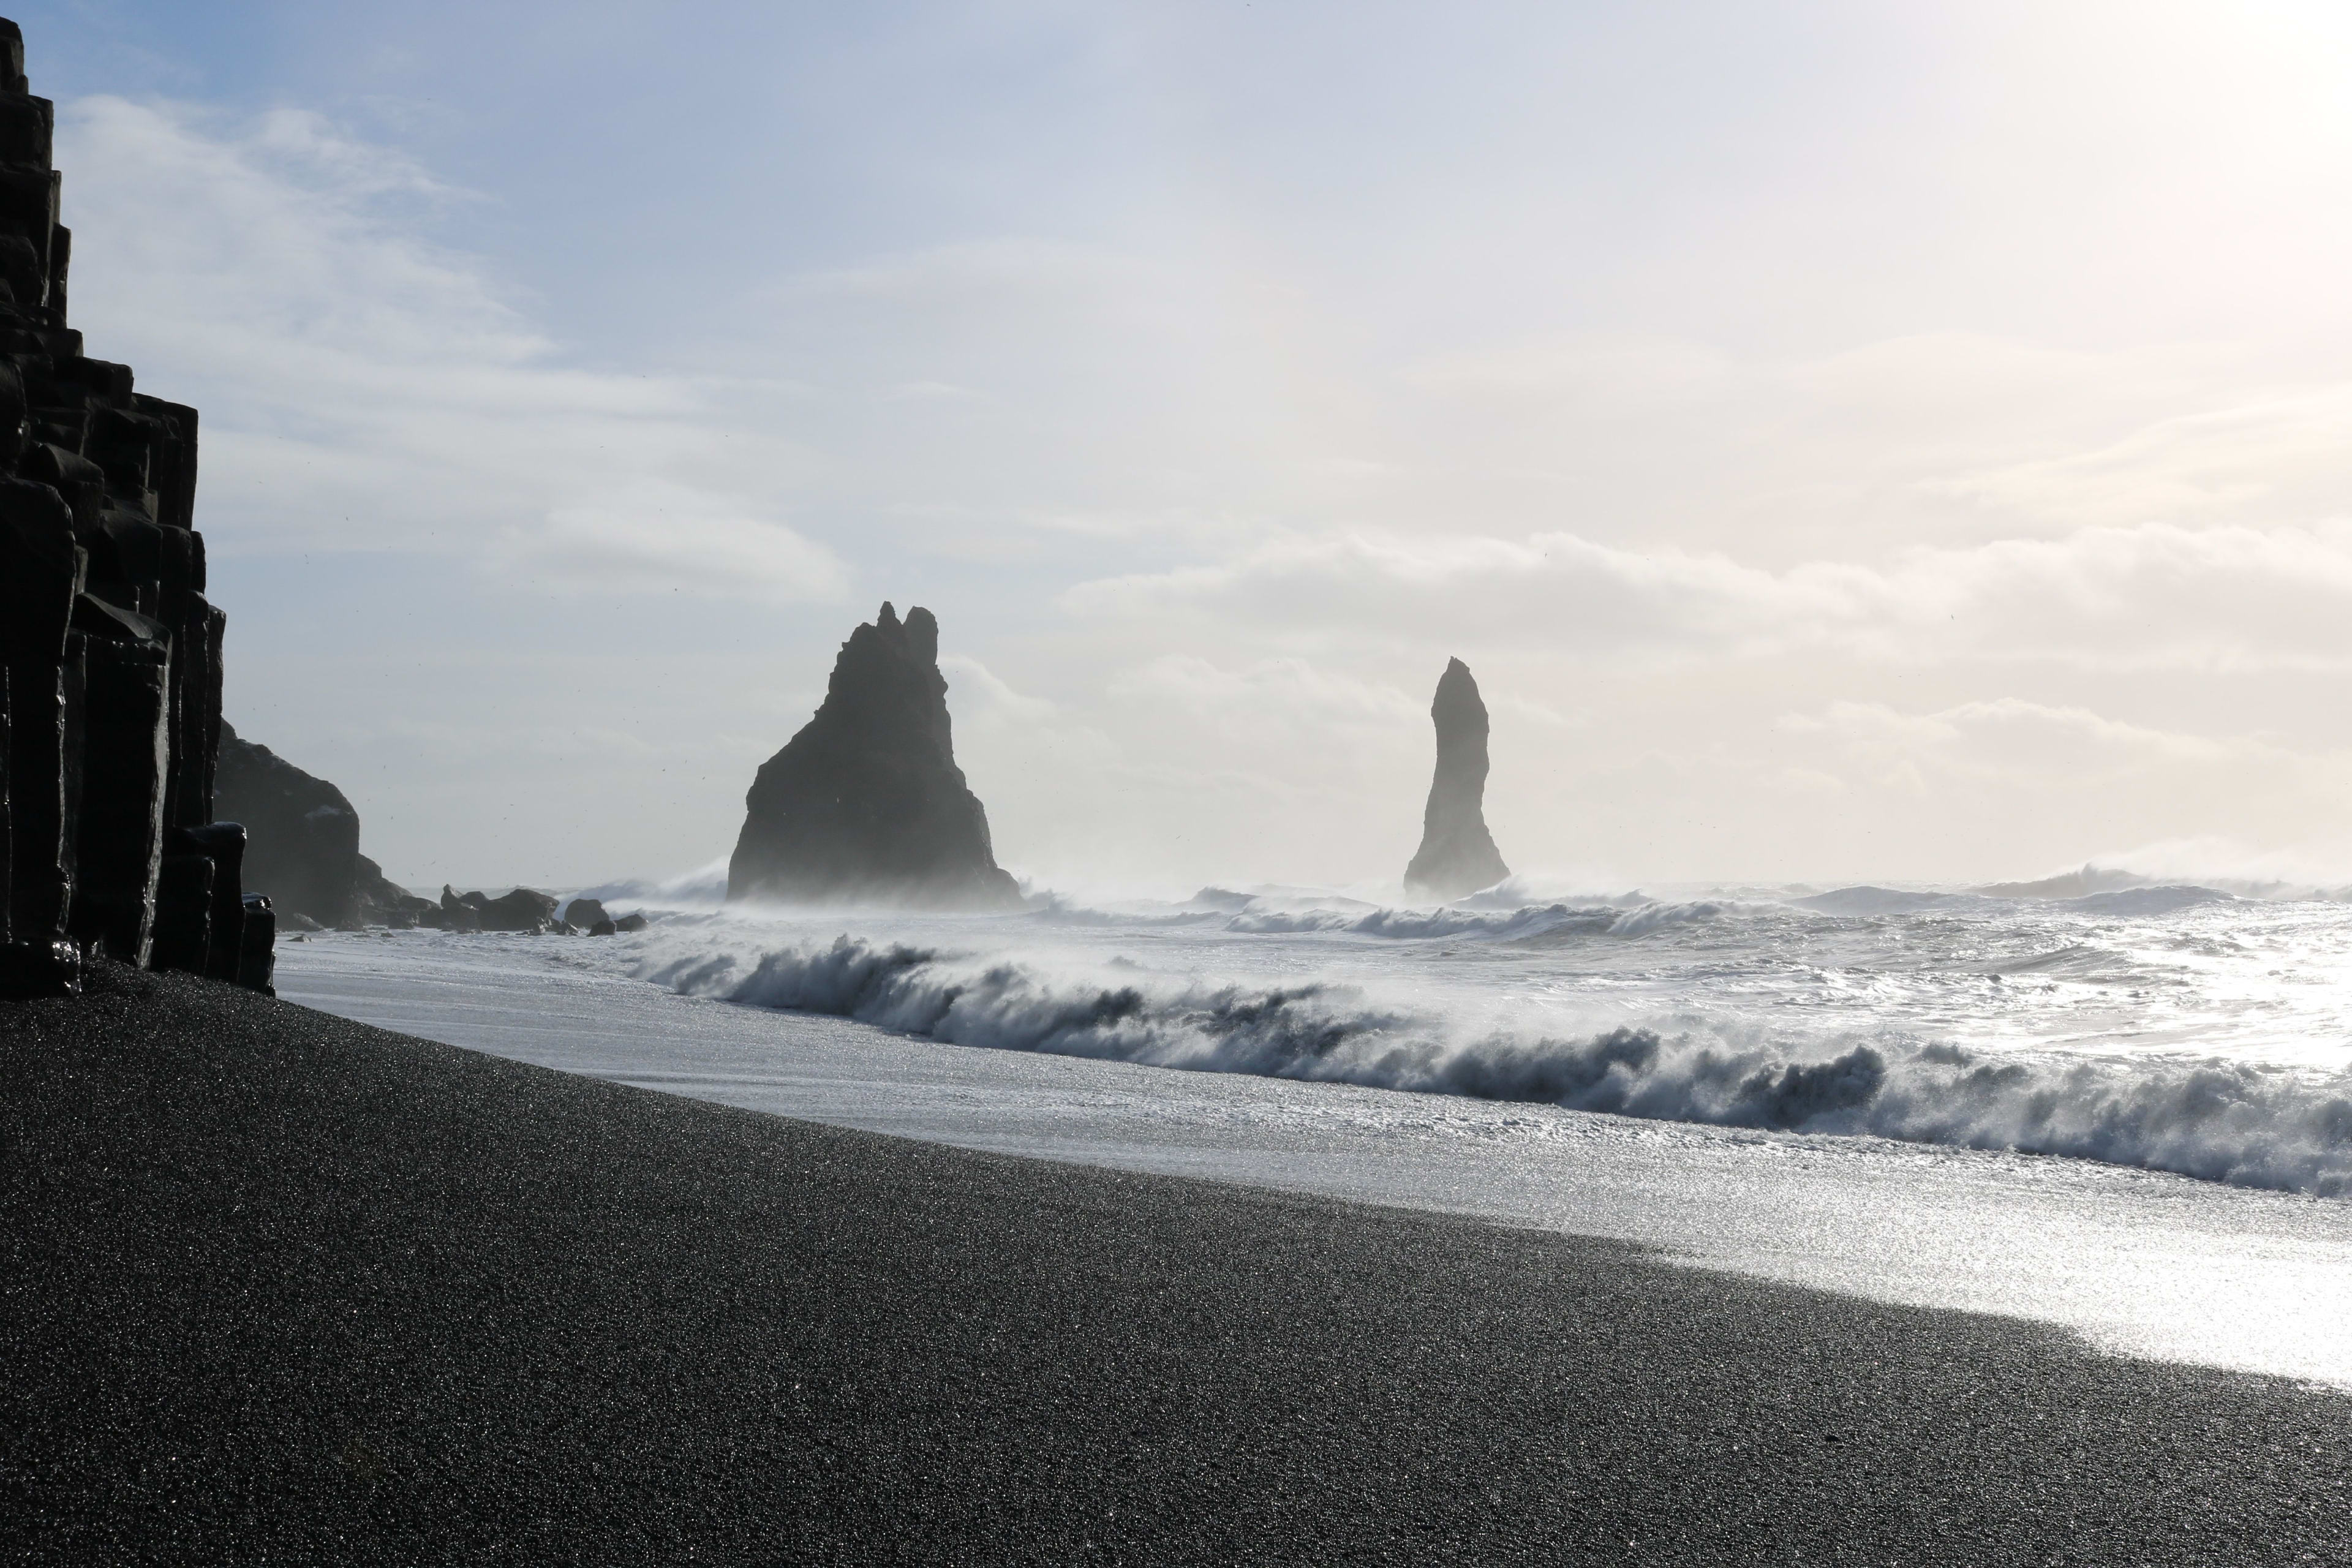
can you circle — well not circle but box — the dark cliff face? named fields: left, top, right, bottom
left=213, top=722, right=361, bottom=927
left=0, top=17, right=235, bottom=994
left=1403, top=658, right=1510, bottom=901
left=726, top=603, right=1021, bottom=910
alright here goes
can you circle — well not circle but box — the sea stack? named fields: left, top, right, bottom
left=1403, top=658, right=1510, bottom=901
left=726, top=603, right=1020, bottom=910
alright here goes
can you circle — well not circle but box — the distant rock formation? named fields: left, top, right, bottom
left=1403, top=658, right=1509, bottom=901
left=211, top=721, right=437, bottom=929
left=0, top=18, right=247, bottom=995
left=728, top=602, right=1020, bottom=910
left=561, top=896, right=609, bottom=932
left=353, top=855, right=432, bottom=928
left=213, top=721, right=360, bottom=927
left=434, top=886, right=481, bottom=932
left=478, top=888, right=558, bottom=931
left=429, top=884, right=559, bottom=933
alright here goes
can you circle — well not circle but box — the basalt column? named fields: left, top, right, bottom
left=1403, top=658, right=1510, bottom=902
left=0, top=16, right=244, bottom=996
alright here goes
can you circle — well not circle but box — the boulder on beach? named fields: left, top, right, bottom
left=430, top=887, right=480, bottom=932
left=1403, top=658, right=1510, bottom=902
left=479, top=888, right=558, bottom=931
left=434, top=885, right=557, bottom=933
left=562, top=897, right=610, bottom=932
left=726, top=602, right=1021, bottom=910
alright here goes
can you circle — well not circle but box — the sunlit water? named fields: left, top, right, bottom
left=274, top=883, right=2352, bottom=1388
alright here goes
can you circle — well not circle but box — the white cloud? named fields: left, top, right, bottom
left=939, top=654, right=1063, bottom=727
left=1783, top=698, right=2253, bottom=784
left=1068, top=521, right=2352, bottom=673
left=56, top=6, right=2352, bottom=889
left=1109, top=654, right=1422, bottom=726
left=56, top=96, right=847, bottom=603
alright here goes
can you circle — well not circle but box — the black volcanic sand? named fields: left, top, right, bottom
left=5, top=966, right=2349, bottom=1564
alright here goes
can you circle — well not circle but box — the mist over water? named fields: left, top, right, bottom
left=608, top=878, right=2352, bottom=1199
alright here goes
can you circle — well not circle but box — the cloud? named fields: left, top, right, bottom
left=939, top=654, right=1064, bottom=727
left=1109, top=654, right=1422, bottom=726
left=56, top=96, right=847, bottom=603
left=1066, top=521, right=2352, bottom=672
left=1762, top=698, right=2352, bottom=862
left=1783, top=698, right=2252, bottom=788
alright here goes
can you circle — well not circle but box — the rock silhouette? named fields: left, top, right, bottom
left=209, top=729, right=433, bottom=930
left=427, top=884, right=559, bottom=933
left=213, top=721, right=361, bottom=928
left=1403, top=658, right=1510, bottom=901
left=728, top=603, right=1020, bottom=910
left=477, top=887, right=559, bottom=932
left=0, top=17, right=252, bottom=994
left=236, top=891, right=274, bottom=993
left=434, top=886, right=482, bottom=933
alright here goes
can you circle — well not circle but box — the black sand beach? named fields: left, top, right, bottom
left=4, top=965, right=2349, bottom=1564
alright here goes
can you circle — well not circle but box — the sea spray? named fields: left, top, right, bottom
left=639, top=932, right=2352, bottom=1196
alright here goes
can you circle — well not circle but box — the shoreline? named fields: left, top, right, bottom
left=277, top=927, right=2352, bottom=1389
left=6, top=963, right=2350, bottom=1561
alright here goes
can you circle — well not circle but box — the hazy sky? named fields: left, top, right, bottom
left=26, top=0, right=2352, bottom=893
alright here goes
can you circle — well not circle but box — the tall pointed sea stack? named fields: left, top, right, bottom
left=1403, top=658, right=1510, bottom=900
left=727, top=603, right=1020, bottom=910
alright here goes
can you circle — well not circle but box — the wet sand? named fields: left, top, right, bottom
left=5, top=962, right=2349, bottom=1562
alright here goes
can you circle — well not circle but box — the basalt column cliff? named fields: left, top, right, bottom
left=1403, top=658, right=1510, bottom=900
left=0, top=18, right=259, bottom=996
left=728, top=603, right=1021, bottom=910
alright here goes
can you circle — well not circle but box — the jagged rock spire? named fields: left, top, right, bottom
left=726, top=602, right=1020, bottom=910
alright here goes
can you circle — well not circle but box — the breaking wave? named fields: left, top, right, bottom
left=639, top=933, right=2352, bottom=1197
left=1223, top=902, right=1613, bottom=939
left=1025, top=897, right=1763, bottom=941
left=2060, top=885, right=2237, bottom=918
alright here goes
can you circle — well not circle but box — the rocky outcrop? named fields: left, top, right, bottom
left=1403, top=658, right=1510, bottom=901
left=213, top=720, right=361, bottom=927
left=429, top=884, right=559, bottom=933
left=353, top=854, right=434, bottom=929
left=236, top=892, right=274, bottom=993
left=0, top=18, right=248, bottom=995
left=431, top=886, right=481, bottom=932
left=561, top=896, right=610, bottom=933
left=479, top=888, right=558, bottom=931
left=165, top=722, right=437, bottom=930
left=728, top=603, right=1020, bottom=910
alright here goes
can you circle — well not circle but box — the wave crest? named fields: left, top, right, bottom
left=640, top=935, right=2352, bottom=1196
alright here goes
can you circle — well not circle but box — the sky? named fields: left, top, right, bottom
left=22, top=0, right=2352, bottom=894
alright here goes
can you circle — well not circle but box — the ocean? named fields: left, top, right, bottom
left=274, top=880, right=2352, bottom=1387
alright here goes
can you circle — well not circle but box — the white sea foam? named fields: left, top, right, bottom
left=634, top=921, right=2352, bottom=1197
left=1222, top=902, right=1608, bottom=940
